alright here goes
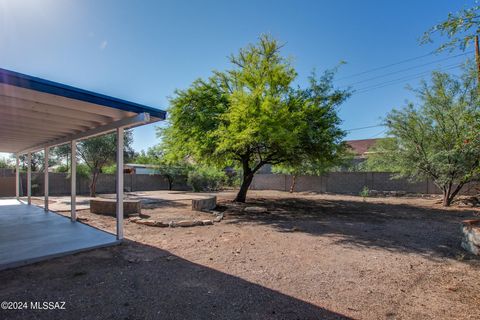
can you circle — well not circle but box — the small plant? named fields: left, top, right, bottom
left=360, top=186, right=370, bottom=201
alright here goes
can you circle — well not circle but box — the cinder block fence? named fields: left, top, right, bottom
left=250, top=173, right=478, bottom=195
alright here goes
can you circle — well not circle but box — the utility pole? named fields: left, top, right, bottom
left=475, top=35, right=480, bottom=84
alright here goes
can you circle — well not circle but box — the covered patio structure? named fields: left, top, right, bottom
left=0, top=68, right=165, bottom=270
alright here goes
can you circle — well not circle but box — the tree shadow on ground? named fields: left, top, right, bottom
left=222, top=196, right=480, bottom=262
left=0, top=240, right=351, bottom=320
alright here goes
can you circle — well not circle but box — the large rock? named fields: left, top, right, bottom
left=461, top=219, right=480, bottom=255
left=244, top=206, right=268, bottom=213
left=90, top=198, right=141, bottom=217
left=192, top=196, right=217, bottom=211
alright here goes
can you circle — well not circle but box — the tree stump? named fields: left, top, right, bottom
left=192, top=196, right=217, bottom=211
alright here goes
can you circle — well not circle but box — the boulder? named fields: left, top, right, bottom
left=461, top=219, right=480, bottom=255
left=244, top=206, right=268, bottom=213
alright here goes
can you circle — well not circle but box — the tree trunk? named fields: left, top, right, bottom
left=89, top=170, right=99, bottom=197
left=289, top=175, right=297, bottom=193
left=442, top=193, right=452, bottom=206
left=234, top=156, right=267, bottom=203
left=443, top=182, right=465, bottom=207
left=167, top=176, right=173, bottom=190
left=234, top=157, right=256, bottom=203
left=234, top=172, right=254, bottom=202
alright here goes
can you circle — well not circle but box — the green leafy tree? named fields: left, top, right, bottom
left=159, top=35, right=349, bottom=202
left=0, top=157, right=12, bottom=169
left=134, top=146, right=191, bottom=190
left=76, top=131, right=134, bottom=197
left=422, top=4, right=480, bottom=52
left=52, top=144, right=72, bottom=172
left=13, top=152, right=56, bottom=171
left=363, top=138, right=403, bottom=172
left=187, top=165, right=226, bottom=192
left=370, top=67, right=480, bottom=206
left=272, top=145, right=349, bottom=192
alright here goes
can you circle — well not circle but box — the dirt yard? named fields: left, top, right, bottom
left=1, top=190, right=479, bottom=320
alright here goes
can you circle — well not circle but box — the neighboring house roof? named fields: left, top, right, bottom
left=346, top=139, right=380, bottom=157
left=125, top=163, right=158, bottom=168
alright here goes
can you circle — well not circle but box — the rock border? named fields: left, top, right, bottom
left=129, top=211, right=224, bottom=228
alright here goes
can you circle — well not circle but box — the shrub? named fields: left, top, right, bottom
left=54, top=163, right=90, bottom=179
left=187, top=166, right=227, bottom=192
left=102, top=164, right=116, bottom=174
left=360, top=186, right=370, bottom=200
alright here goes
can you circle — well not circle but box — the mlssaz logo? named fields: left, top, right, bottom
left=30, top=301, right=66, bottom=310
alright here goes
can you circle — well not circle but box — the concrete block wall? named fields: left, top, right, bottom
left=13, top=172, right=188, bottom=196
left=250, top=173, right=458, bottom=195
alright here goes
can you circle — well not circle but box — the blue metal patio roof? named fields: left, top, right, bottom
left=0, top=68, right=166, bottom=153
left=0, top=68, right=166, bottom=120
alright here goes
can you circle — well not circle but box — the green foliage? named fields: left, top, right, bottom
left=159, top=35, right=349, bottom=202
left=76, top=130, right=134, bottom=197
left=102, top=164, right=117, bottom=174
left=373, top=66, right=480, bottom=206
left=53, top=163, right=89, bottom=179
left=134, top=146, right=191, bottom=190
left=134, top=146, right=163, bottom=165
left=187, top=166, right=227, bottom=192
left=360, top=186, right=370, bottom=200
left=14, top=152, right=53, bottom=171
left=422, top=4, right=480, bottom=52
left=53, top=164, right=68, bottom=173
left=51, top=145, right=71, bottom=169
left=0, top=158, right=12, bottom=169
left=75, top=164, right=91, bottom=179
left=363, top=138, right=403, bottom=172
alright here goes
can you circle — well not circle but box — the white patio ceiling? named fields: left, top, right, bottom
left=0, top=68, right=166, bottom=154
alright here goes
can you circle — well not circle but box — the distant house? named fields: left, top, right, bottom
left=344, top=138, right=381, bottom=170
left=346, top=138, right=380, bottom=159
left=255, top=139, right=382, bottom=174
left=124, top=163, right=160, bottom=175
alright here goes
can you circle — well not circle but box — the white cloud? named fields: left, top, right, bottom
left=99, top=40, right=108, bottom=50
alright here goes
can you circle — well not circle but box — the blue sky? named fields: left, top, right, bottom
left=0, top=0, right=474, bottom=157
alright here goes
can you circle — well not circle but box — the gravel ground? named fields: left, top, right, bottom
left=1, top=190, right=479, bottom=320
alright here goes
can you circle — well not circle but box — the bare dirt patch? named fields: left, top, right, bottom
left=3, top=190, right=480, bottom=320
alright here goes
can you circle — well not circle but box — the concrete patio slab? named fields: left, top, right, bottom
left=0, top=199, right=119, bottom=271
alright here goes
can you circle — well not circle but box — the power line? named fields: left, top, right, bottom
left=345, top=124, right=384, bottom=132
left=342, top=52, right=471, bottom=87
left=369, top=128, right=388, bottom=138
left=336, top=51, right=436, bottom=81
left=353, top=62, right=465, bottom=95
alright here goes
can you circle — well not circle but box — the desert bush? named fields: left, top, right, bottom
left=187, top=166, right=227, bottom=192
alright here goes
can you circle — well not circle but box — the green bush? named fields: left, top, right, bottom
left=54, top=164, right=69, bottom=173
left=102, top=164, right=116, bottom=174
left=54, top=163, right=90, bottom=179
left=360, top=186, right=370, bottom=200
left=187, top=166, right=226, bottom=192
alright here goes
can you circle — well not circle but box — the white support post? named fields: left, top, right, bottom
left=27, top=152, right=31, bottom=205
left=15, top=154, right=19, bottom=200
left=116, top=127, right=124, bottom=240
left=44, top=147, right=49, bottom=212
left=71, top=140, right=77, bottom=222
